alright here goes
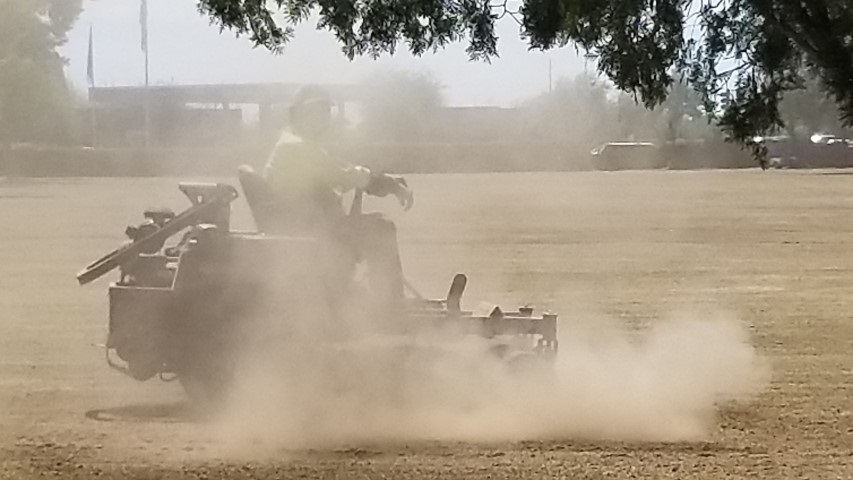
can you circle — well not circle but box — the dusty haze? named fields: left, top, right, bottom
left=6, top=171, right=851, bottom=479
left=212, top=283, right=769, bottom=451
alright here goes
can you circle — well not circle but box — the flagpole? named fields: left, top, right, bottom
left=144, top=48, right=150, bottom=155
left=87, top=24, right=97, bottom=147
left=142, top=0, right=151, bottom=162
left=145, top=43, right=149, bottom=88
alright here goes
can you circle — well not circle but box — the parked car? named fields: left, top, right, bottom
left=590, top=142, right=665, bottom=171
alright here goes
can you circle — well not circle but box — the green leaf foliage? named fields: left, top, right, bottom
left=0, top=0, right=83, bottom=144
left=198, top=0, right=853, bottom=162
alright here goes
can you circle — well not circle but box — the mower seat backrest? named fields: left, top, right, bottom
left=238, top=165, right=280, bottom=233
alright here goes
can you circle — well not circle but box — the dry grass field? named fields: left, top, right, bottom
left=2, top=169, right=853, bottom=479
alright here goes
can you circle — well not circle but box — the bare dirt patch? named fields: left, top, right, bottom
left=2, top=170, right=853, bottom=478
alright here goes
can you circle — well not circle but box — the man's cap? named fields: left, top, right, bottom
left=292, top=85, right=333, bottom=108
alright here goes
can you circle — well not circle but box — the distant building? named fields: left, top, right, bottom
left=83, top=83, right=371, bottom=148
left=427, top=106, right=522, bottom=143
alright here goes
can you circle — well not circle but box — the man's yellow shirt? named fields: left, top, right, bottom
left=263, top=132, right=369, bottom=225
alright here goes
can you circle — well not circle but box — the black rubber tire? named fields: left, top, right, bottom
left=175, top=331, right=236, bottom=413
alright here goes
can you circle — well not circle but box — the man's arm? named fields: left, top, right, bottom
left=331, top=159, right=414, bottom=211
left=333, top=163, right=373, bottom=192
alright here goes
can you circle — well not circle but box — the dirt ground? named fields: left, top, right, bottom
left=2, top=170, right=853, bottom=479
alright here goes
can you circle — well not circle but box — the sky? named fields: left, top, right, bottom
left=60, top=0, right=587, bottom=107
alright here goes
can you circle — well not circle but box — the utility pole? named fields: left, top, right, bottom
left=584, top=52, right=599, bottom=84
left=548, top=58, right=553, bottom=93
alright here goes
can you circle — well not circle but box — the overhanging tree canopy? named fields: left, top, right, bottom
left=197, top=0, right=853, bottom=158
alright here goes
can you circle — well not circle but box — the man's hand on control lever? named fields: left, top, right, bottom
left=365, top=171, right=414, bottom=211
left=393, top=176, right=414, bottom=211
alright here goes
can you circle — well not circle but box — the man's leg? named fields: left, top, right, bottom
left=347, top=214, right=405, bottom=311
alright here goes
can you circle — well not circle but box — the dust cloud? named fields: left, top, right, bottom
left=211, top=291, right=770, bottom=451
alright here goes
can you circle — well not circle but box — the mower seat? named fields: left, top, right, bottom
left=238, top=165, right=285, bottom=233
